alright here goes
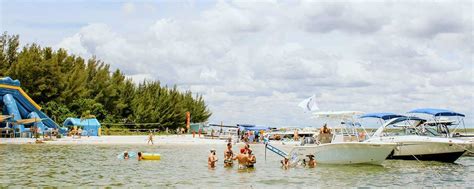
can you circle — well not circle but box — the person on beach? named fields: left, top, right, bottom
left=147, top=131, right=154, bottom=145
left=281, top=157, right=290, bottom=169
left=78, top=127, right=83, bottom=138
left=233, top=149, right=250, bottom=169
left=124, top=151, right=130, bottom=160
left=137, top=152, right=143, bottom=161
left=247, top=149, right=256, bottom=168
left=208, top=149, right=218, bottom=169
left=224, top=143, right=234, bottom=167
left=307, top=155, right=316, bottom=168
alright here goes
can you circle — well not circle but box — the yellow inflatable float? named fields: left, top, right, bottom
left=141, top=153, right=161, bottom=160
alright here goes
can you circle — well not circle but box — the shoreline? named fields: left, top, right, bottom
left=0, top=135, right=240, bottom=145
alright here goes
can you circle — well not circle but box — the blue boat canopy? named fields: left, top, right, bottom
left=243, top=126, right=269, bottom=131
left=237, top=124, right=256, bottom=127
left=386, top=116, right=426, bottom=126
left=408, top=108, right=465, bottom=117
left=359, top=113, right=404, bottom=120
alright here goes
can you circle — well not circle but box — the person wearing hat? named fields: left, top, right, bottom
left=307, top=155, right=316, bottom=168
left=208, top=149, right=218, bottom=169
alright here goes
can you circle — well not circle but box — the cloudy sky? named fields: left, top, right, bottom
left=2, top=0, right=473, bottom=127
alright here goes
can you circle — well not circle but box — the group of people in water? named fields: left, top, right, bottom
left=123, top=151, right=144, bottom=161
left=208, top=142, right=256, bottom=169
left=208, top=142, right=318, bottom=170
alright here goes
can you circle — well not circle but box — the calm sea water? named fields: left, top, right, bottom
left=0, top=143, right=473, bottom=188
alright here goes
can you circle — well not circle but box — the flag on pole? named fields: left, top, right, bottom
left=298, top=95, right=319, bottom=112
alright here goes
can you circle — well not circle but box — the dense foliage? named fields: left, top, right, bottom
left=0, top=32, right=212, bottom=130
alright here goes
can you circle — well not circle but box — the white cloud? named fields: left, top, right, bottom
left=56, top=1, right=474, bottom=126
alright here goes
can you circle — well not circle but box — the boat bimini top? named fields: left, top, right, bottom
left=408, top=108, right=465, bottom=117
left=408, top=108, right=466, bottom=137
left=359, top=113, right=405, bottom=120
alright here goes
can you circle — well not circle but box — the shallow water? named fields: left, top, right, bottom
left=0, top=143, right=473, bottom=188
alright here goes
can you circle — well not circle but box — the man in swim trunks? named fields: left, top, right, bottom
left=233, top=149, right=250, bottom=169
left=224, top=143, right=234, bottom=167
left=208, top=149, right=218, bottom=169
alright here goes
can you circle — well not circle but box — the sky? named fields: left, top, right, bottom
left=1, top=0, right=473, bottom=127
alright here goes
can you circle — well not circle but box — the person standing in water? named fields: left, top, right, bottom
left=281, top=157, right=290, bottom=169
left=147, top=131, right=154, bottom=145
left=247, top=149, right=256, bottom=168
left=224, top=143, right=234, bottom=167
left=208, top=149, right=218, bottom=169
left=233, top=149, right=250, bottom=169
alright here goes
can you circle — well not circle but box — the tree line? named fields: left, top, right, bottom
left=0, top=32, right=212, bottom=130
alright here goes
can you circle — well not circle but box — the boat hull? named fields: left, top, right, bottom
left=366, top=136, right=467, bottom=163
left=289, top=142, right=396, bottom=165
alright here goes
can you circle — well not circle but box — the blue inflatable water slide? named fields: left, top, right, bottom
left=0, top=77, right=59, bottom=134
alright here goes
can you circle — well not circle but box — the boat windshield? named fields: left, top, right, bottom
left=419, top=127, right=440, bottom=137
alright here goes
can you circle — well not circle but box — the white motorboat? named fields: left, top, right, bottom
left=362, top=114, right=468, bottom=163
left=407, top=108, right=474, bottom=156
left=287, top=111, right=397, bottom=165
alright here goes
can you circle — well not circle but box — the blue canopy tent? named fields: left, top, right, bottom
left=63, top=118, right=101, bottom=136
left=237, top=124, right=270, bottom=132
left=360, top=113, right=405, bottom=120
left=408, top=108, right=465, bottom=117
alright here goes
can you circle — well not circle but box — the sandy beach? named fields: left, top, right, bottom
left=0, top=135, right=234, bottom=145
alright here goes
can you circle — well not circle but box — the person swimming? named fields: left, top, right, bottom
left=123, top=151, right=130, bottom=160
left=307, top=155, right=316, bottom=168
left=224, top=143, right=234, bottom=167
left=137, top=152, right=143, bottom=161
left=208, top=149, right=218, bottom=169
